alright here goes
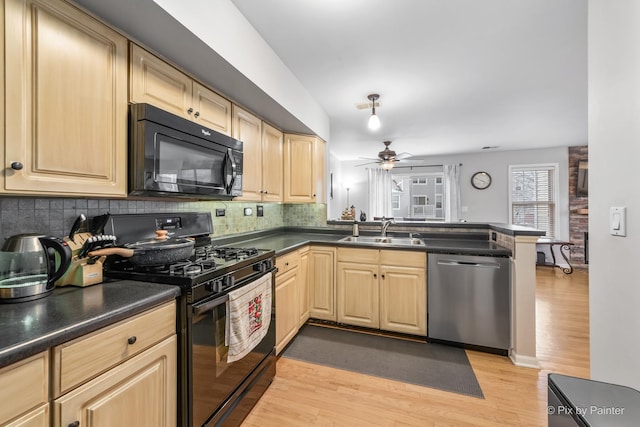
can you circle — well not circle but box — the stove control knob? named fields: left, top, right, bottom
left=225, top=275, right=234, bottom=288
left=253, top=262, right=266, bottom=273
left=205, top=278, right=223, bottom=293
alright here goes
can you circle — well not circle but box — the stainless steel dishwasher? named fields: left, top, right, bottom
left=427, top=253, right=511, bottom=354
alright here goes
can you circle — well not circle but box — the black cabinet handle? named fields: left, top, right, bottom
left=381, top=274, right=385, bottom=279
left=127, top=336, right=137, bottom=345
left=194, top=111, right=200, bottom=118
left=373, top=273, right=377, bottom=279
left=187, top=107, right=194, bottom=114
left=10, top=161, right=23, bottom=170
left=68, top=421, right=80, bottom=427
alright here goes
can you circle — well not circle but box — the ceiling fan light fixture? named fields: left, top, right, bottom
left=367, top=94, right=381, bottom=131
left=381, top=160, right=394, bottom=170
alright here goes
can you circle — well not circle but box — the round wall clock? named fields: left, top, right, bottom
left=471, top=171, right=492, bottom=189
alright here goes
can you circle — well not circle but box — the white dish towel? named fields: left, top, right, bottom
left=225, top=272, right=272, bottom=363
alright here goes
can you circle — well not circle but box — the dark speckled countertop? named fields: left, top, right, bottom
left=214, top=229, right=512, bottom=257
left=0, top=280, right=180, bottom=369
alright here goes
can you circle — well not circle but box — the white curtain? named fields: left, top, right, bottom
left=367, top=168, right=393, bottom=219
left=443, top=164, right=461, bottom=222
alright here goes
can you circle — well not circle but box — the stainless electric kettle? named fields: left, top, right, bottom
left=0, top=234, right=72, bottom=302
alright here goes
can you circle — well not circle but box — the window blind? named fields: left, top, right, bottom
left=511, top=167, right=556, bottom=237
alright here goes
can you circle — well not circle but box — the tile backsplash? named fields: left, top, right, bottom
left=0, top=197, right=328, bottom=240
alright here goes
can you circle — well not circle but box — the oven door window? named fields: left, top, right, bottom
left=190, top=298, right=271, bottom=427
left=154, top=132, right=226, bottom=192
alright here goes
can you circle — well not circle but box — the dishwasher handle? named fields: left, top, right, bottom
left=437, top=259, right=502, bottom=269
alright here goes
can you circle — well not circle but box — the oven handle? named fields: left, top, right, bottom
left=191, top=267, right=276, bottom=316
left=192, top=294, right=228, bottom=316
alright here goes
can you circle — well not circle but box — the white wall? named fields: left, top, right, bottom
left=589, top=0, right=640, bottom=389
left=329, top=147, right=571, bottom=240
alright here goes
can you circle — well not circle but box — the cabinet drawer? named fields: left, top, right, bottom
left=380, top=250, right=426, bottom=268
left=3, top=403, right=49, bottom=427
left=337, top=247, right=379, bottom=264
left=52, top=301, right=176, bottom=397
left=276, top=250, right=299, bottom=276
left=0, top=352, right=48, bottom=425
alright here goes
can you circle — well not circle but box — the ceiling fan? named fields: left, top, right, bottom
left=356, top=141, right=424, bottom=170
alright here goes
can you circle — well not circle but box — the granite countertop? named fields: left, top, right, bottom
left=214, top=228, right=512, bottom=257
left=0, top=280, right=180, bottom=369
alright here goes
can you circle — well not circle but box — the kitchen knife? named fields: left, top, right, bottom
left=68, top=214, right=86, bottom=243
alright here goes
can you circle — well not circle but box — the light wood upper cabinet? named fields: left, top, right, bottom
left=3, top=0, right=128, bottom=196
left=284, top=134, right=326, bottom=203
left=0, top=351, right=48, bottom=426
left=261, top=122, right=284, bottom=202
left=130, top=43, right=231, bottom=135
left=308, top=246, right=336, bottom=321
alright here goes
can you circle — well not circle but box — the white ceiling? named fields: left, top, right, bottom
left=230, top=0, right=587, bottom=161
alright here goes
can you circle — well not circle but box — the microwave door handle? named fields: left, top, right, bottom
left=224, top=148, right=237, bottom=194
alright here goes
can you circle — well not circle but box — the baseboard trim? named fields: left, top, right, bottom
left=510, top=351, right=540, bottom=368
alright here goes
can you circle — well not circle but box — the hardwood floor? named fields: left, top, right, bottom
left=243, top=267, right=590, bottom=426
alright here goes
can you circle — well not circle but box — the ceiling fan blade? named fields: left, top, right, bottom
left=394, top=152, right=413, bottom=160
left=355, top=160, right=381, bottom=167
left=358, top=156, right=381, bottom=161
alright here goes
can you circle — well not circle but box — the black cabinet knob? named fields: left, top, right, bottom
left=187, top=107, right=194, bottom=114
left=194, top=111, right=200, bottom=118
left=127, top=336, right=137, bottom=345
left=10, top=161, right=23, bottom=170
left=68, top=421, right=80, bottom=427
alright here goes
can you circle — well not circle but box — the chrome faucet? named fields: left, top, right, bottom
left=381, top=218, right=394, bottom=236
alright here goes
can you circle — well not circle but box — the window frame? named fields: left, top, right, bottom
left=508, top=163, right=559, bottom=238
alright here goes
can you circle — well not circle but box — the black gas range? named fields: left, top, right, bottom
left=104, top=236, right=275, bottom=303
left=99, top=212, right=276, bottom=427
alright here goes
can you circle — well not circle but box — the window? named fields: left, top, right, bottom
left=412, top=177, right=427, bottom=185
left=391, top=195, right=400, bottom=210
left=509, top=164, right=558, bottom=237
left=389, top=172, right=445, bottom=220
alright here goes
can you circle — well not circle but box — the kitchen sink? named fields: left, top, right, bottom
left=339, top=236, right=426, bottom=246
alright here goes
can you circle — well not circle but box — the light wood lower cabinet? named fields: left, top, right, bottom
left=0, top=351, right=48, bottom=426
left=275, top=250, right=300, bottom=354
left=298, top=247, right=310, bottom=327
left=53, top=336, right=176, bottom=427
left=52, top=301, right=177, bottom=427
left=308, top=246, right=336, bottom=321
left=3, top=0, right=128, bottom=197
left=337, top=248, right=427, bottom=335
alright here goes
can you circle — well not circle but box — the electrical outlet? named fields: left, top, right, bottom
left=216, top=208, right=225, bottom=217
left=491, top=232, right=497, bottom=241
left=257, top=205, right=264, bottom=217
left=244, top=207, right=253, bottom=216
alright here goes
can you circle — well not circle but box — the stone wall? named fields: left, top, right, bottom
left=568, top=145, right=588, bottom=267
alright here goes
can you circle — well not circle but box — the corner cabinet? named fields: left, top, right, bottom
left=283, top=134, right=326, bottom=203
left=3, top=0, right=128, bottom=197
left=233, top=106, right=283, bottom=202
left=308, top=246, right=336, bottom=321
left=130, top=43, right=232, bottom=135
left=337, top=248, right=427, bottom=335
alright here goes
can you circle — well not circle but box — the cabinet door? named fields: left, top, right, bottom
left=193, top=82, right=231, bottom=136
left=308, top=247, right=336, bottom=321
left=0, top=352, right=48, bottom=426
left=298, top=247, right=310, bottom=327
left=232, top=105, right=262, bottom=201
left=283, top=134, right=315, bottom=203
left=337, top=262, right=379, bottom=328
left=53, top=336, right=177, bottom=427
left=129, top=43, right=192, bottom=119
left=3, top=404, right=49, bottom=427
left=380, top=265, right=427, bottom=335
left=5, top=0, right=127, bottom=196
left=275, top=267, right=299, bottom=354
left=313, top=137, right=326, bottom=204
left=261, top=123, right=284, bottom=202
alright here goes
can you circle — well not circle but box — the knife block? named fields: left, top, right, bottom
left=56, top=233, right=105, bottom=287
left=56, top=257, right=105, bottom=287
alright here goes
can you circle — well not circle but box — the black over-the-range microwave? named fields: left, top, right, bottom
left=128, top=103, right=243, bottom=199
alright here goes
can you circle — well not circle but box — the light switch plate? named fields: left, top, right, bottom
left=257, top=205, right=264, bottom=217
left=610, top=207, right=626, bottom=236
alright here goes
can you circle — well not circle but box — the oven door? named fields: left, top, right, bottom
left=188, top=276, right=275, bottom=427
